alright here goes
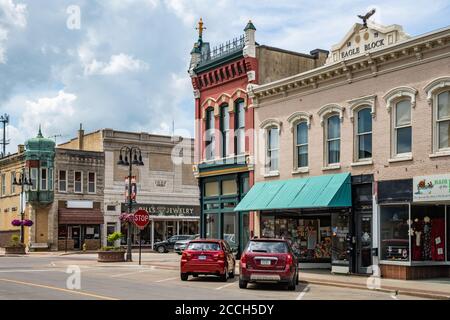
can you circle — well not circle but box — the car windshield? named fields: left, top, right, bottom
left=247, top=241, right=288, bottom=253
left=187, top=242, right=220, bottom=251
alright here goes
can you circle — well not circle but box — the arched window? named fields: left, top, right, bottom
left=296, top=121, right=308, bottom=168
left=326, top=115, right=341, bottom=165
left=205, top=108, right=215, bottom=160
left=235, top=100, right=245, bottom=155
left=436, top=90, right=450, bottom=150
left=267, top=127, right=280, bottom=172
left=394, top=100, right=412, bottom=156
left=220, top=104, right=229, bottom=158
left=356, top=107, right=372, bottom=160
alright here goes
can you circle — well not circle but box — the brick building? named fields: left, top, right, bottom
left=236, top=19, right=450, bottom=279
left=189, top=19, right=328, bottom=254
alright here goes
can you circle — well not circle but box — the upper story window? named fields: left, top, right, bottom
left=267, top=127, right=280, bottom=172
left=40, top=168, right=47, bottom=191
left=48, top=168, right=53, bottom=191
left=296, top=122, right=308, bottom=168
left=59, top=170, right=67, bottom=192
left=205, top=108, right=215, bottom=161
left=220, top=104, right=230, bottom=158
left=326, top=115, right=341, bottom=165
left=235, top=100, right=245, bottom=155
left=88, top=172, right=96, bottom=193
left=394, top=100, right=412, bottom=156
left=437, top=91, right=450, bottom=150
left=1, top=173, right=5, bottom=196
left=356, top=107, right=372, bottom=160
left=74, top=171, right=83, bottom=193
left=425, top=77, right=450, bottom=154
left=30, top=168, right=37, bottom=191
left=10, top=171, right=15, bottom=194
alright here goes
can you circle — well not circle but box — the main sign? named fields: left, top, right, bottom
left=413, top=174, right=450, bottom=202
left=133, top=209, right=150, bottom=229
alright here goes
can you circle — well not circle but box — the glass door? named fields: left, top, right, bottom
left=71, top=226, right=81, bottom=250
left=357, top=214, right=373, bottom=274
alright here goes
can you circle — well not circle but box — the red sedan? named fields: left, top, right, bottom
left=239, top=238, right=298, bottom=290
left=180, top=239, right=236, bottom=282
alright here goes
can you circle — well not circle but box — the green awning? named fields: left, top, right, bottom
left=234, top=172, right=352, bottom=211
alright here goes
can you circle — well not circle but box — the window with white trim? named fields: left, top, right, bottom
left=1, top=173, right=5, bottom=196
left=88, top=172, right=96, bottom=193
left=30, top=168, right=37, bottom=191
left=266, top=127, right=279, bottom=172
left=74, top=171, right=83, bottom=193
left=326, top=115, right=341, bottom=165
left=10, top=171, right=15, bottom=194
left=356, top=107, right=372, bottom=160
left=220, top=104, right=229, bottom=158
left=235, top=100, right=245, bottom=155
left=394, top=99, right=412, bottom=156
left=48, top=168, right=53, bottom=191
left=295, top=121, right=308, bottom=168
left=436, top=90, right=450, bottom=150
left=59, top=170, right=67, bottom=192
left=40, top=168, right=47, bottom=191
left=205, top=108, right=215, bottom=161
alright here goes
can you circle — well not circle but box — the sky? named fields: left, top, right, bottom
left=0, top=0, right=449, bottom=154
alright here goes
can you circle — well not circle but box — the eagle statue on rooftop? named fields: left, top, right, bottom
left=358, top=8, right=376, bottom=28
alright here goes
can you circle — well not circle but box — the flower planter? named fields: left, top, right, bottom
left=97, top=250, right=126, bottom=262
left=5, top=246, right=26, bottom=255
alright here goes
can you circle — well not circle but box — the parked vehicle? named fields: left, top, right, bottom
left=239, top=238, right=298, bottom=290
left=180, top=239, right=236, bottom=282
left=154, top=235, right=195, bottom=253
left=174, top=234, right=199, bottom=255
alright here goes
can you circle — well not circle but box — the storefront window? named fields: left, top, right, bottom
left=380, top=205, right=409, bottom=261
left=222, top=179, right=237, bottom=196
left=331, top=213, right=350, bottom=265
left=154, top=221, right=164, bottom=242
left=223, top=213, right=237, bottom=250
left=411, top=205, right=446, bottom=261
left=261, top=215, right=275, bottom=238
left=242, top=213, right=250, bottom=250
left=205, top=181, right=219, bottom=197
left=205, top=214, right=219, bottom=239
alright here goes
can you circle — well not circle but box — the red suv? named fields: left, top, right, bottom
left=239, top=238, right=298, bottom=290
left=180, top=239, right=235, bottom=282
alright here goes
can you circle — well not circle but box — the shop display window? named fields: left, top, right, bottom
left=331, top=213, right=350, bottom=265
left=380, top=205, right=409, bottom=261
left=205, top=213, right=219, bottom=239
left=261, top=215, right=275, bottom=238
left=223, top=213, right=238, bottom=250
left=411, top=205, right=446, bottom=262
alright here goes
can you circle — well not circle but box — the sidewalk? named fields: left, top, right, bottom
left=298, top=269, right=450, bottom=300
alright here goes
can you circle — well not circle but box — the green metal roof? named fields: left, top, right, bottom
left=234, top=172, right=352, bottom=211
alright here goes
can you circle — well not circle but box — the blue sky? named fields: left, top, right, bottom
left=0, top=0, right=449, bottom=153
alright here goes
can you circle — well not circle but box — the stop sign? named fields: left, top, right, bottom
left=133, top=209, right=150, bottom=229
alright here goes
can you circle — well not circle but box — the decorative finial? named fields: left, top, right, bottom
left=196, top=18, right=206, bottom=40
left=244, top=19, right=256, bottom=31
left=37, top=124, right=43, bottom=138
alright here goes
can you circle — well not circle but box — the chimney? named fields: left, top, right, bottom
left=78, top=123, right=84, bottom=150
left=18, top=144, right=25, bottom=154
left=310, top=49, right=329, bottom=67
left=243, top=20, right=256, bottom=58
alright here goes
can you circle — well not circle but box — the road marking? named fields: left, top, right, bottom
left=155, top=276, right=178, bottom=283
left=0, top=278, right=118, bottom=300
left=0, top=269, right=60, bottom=273
left=109, top=268, right=155, bottom=278
left=296, top=285, right=310, bottom=300
left=215, top=282, right=236, bottom=290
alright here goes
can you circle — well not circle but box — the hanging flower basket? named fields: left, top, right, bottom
left=10, top=219, right=34, bottom=227
left=11, top=219, right=22, bottom=227
left=22, top=219, right=33, bottom=227
left=119, top=213, right=134, bottom=223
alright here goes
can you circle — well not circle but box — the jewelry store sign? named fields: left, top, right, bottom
left=121, top=203, right=200, bottom=216
left=413, top=174, right=450, bottom=202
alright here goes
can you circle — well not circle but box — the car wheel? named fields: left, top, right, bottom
left=239, top=279, right=248, bottom=289
left=220, top=268, right=228, bottom=282
left=180, top=273, right=188, bottom=281
left=157, top=246, right=165, bottom=253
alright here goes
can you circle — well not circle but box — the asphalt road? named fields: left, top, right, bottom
left=0, top=253, right=425, bottom=300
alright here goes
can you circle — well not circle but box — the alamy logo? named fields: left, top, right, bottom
left=66, top=265, right=81, bottom=290
left=66, top=5, right=81, bottom=30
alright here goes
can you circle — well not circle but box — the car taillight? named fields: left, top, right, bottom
left=182, top=251, right=191, bottom=260
left=240, top=254, right=247, bottom=268
left=214, top=251, right=225, bottom=260
left=286, top=254, right=293, bottom=266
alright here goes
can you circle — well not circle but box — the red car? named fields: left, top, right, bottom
left=180, top=239, right=236, bottom=282
left=239, top=238, right=299, bottom=290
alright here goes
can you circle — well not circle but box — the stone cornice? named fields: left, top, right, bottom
left=251, top=26, right=450, bottom=103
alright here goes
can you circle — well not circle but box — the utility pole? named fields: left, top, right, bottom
left=0, top=114, right=10, bottom=158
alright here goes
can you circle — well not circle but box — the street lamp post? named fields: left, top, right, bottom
left=12, top=168, right=33, bottom=243
left=117, top=146, right=144, bottom=262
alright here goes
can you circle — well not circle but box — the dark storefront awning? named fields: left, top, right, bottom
left=234, top=172, right=352, bottom=212
left=58, top=208, right=104, bottom=225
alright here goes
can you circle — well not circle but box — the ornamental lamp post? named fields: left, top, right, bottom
left=12, top=168, right=33, bottom=243
left=117, top=146, right=144, bottom=262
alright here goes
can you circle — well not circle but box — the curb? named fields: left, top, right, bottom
left=300, top=278, right=450, bottom=300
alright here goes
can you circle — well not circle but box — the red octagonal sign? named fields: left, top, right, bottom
left=133, top=209, right=150, bottom=229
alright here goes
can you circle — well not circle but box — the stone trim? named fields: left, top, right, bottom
left=260, top=118, right=282, bottom=131
left=424, top=76, right=450, bottom=106
left=287, top=111, right=312, bottom=129
left=347, top=94, right=377, bottom=120
left=317, top=104, right=345, bottom=126
left=383, top=86, right=418, bottom=112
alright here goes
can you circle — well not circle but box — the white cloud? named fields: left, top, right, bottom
left=83, top=53, right=149, bottom=76
left=0, top=0, right=26, bottom=63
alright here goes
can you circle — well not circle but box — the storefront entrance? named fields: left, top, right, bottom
left=71, top=226, right=81, bottom=249
left=357, top=213, right=373, bottom=274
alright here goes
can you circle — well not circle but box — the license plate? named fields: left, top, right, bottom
left=250, top=274, right=280, bottom=281
left=260, top=259, right=271, bottom=265
left=198, top=255, right=206, bottom=260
